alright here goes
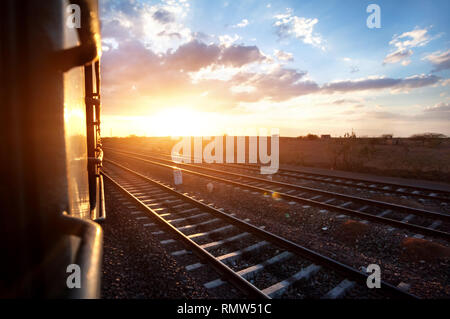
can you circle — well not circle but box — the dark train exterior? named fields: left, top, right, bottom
left=0, top=0, right=104, bottom=298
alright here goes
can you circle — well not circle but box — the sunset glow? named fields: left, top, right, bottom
left=99, top=0, right=450, bottom=137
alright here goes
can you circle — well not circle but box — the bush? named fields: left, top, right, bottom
left=410, top=133, right=446, bottom=139
left=306, top=134, right=319, bottom=140
left=410, top=133, right=447, bottom=147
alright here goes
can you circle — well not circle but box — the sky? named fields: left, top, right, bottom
left=98, top=0, right=450, bottom=137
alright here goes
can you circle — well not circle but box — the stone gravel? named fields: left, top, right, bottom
left=105, top=153, right=450, bottom=298
left=101, top=182, right=212, bottom=299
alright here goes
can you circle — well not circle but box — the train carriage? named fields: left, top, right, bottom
left=0, top=0, right=104, bottom=298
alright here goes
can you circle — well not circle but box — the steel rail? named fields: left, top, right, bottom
left=105, top=149, right=450, bottom=240
left=106, top=148, right=450, bottom=220
left=105, top=150, right=450, bottom=240
left=102, top=171, right=269, bottom=299
left=110, top=147, right=450, bottom=201
left=103, top=159, right=418, bottom=299
left=263, top=165, right=450, bottom=200
left=216, top=163, right=450, bottom=202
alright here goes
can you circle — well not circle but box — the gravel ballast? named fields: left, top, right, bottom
left=105, top=153, right=450, bottom=298
left=101, top=181, right=215, bottom=299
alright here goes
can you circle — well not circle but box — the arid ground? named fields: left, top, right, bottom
left=104, top=136, right=450, bottom=183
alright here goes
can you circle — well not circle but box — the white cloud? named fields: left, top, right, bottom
left=383, top=48, right=413, bottom=65
left=322, top=74, right=441, bottom=93
left=425, top=102, right=450, bottom=112
left=101, top=0, right=193, bottom=54
left=231, top=85, right=257, bottom=94
left=383, top=27, right=436, bottom=66
left=219, top=34, right=241, bottom=47
left=401, top=59, right=412, bottom=66
left=101, top=2, right=444, bottom=118
left=274, top=49, right=294, bottom=62
left=390, top=28, right=432, bottom=50
left=423, top=50, right=450, bottom=72
left=232, top=19, right=249, bottom=28
left=273, top=10, right=325, bottom=50
left=332, top=98, right=365, bottom=105
left=341, top=57, right=360, bottom=73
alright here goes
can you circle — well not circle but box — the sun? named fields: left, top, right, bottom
left=101, top=107, right=225, bottom=137
left=149, top=107, right=213, bottom=137
left=102, top=106, right=230, bottom=137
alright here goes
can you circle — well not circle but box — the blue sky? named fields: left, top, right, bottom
left=99, top=0, right=450, bottom=137
left=203, top=0, right=450, bottom=78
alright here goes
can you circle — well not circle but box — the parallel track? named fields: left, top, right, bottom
left=120, top=148, right=450, bottom=202
left=102, top=160, right=417, bottom=299
left=105, top=148, right=450, bottom=240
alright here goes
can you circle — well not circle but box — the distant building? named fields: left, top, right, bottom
left=321, top=134, right=331, bottom=139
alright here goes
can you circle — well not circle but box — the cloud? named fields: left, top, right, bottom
left=419, top=102, right=450, bottom=120
left=383, top=49, right=413, bottom=65
left=167, top=40, right=265, bottom=71
left=350, top=66, right=360, bottom=73
left=339, top=101, right=450, bottom=124
left=101, top=19, right=132, bottom=40
left=100, top=0, right=193, bottom=54
left=100, top=3, right=443, bottom=116
left=220, top=45, right=266, bottom=67
left=157, top=30, right=182, bottom=39
left=219, top=34, right=241, bottom=47
left=401, top=60, right=412, bottom=66
left=152, top=8, right=176, bottom=24
left=383, top=27, right=434, bottom=65
left=101, top=36, right=271, bottom=112
left=322, top=74, right=440, bottom=93
left=342, top=57, right=360, bottom=73
left=273, top=10, right=324, bottom=50
left=423, top=50, right=450, bottom=72
left=390, top=28, right=432, bottom=50
left=232, top=19, right=249, bottom=28
left=227, top=67, right=320, bottom=102
left=101, top=39, right=176, bottom=101
left=274, top=49, right=294, bottom=62
left=425, top=102, right=450, bottom=112
left=332, top=99, right=363, bottom=105
left=167, top=40, right=221, bottom=71
left=103, top=33, right=442, bottom=113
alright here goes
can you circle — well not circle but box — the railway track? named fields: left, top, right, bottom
left=126, top=148, right=450, bottom=203
left=102, top=160, right=416, bottom=299
left=105, top=148, right=450, bottom=241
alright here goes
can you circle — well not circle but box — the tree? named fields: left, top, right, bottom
left=410, top=133, right=447, bottom=146
left=306, top=133, right=319, bottom=140
left=343, top=129, right=357, bottom=139
left=410, top=133, right=446, bottom=139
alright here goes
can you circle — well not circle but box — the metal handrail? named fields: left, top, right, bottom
left=55, top=0, right=101, bottom=72
left=59, top=214, right=103, bottom=299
